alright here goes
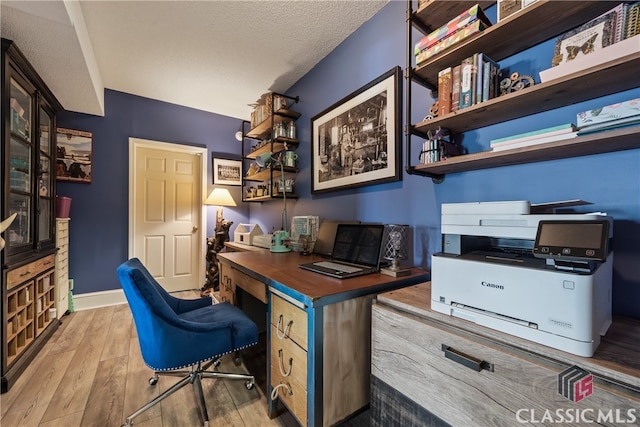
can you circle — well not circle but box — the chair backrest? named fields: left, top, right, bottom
left=117, top=258, right=190, bottom=369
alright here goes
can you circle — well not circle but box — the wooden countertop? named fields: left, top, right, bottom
left=218, top=251, right=429, bottom=307
left=376, top=282, right=640, bottom=391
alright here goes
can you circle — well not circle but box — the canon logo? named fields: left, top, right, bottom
left=481, top=281, right=504, bottom=290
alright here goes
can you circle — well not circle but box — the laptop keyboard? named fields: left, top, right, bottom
left=314, top=261, right=362, bottom=273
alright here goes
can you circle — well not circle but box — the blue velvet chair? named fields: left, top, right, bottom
left=117, top=258, right=258, bottom=427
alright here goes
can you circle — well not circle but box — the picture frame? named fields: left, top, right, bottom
left=56, top=127, right=93, bottom=183
left=213, top=157, right=242, bottom=186
left=552, top=11, right=616, bottom=67
left=311, top=66, right=402, bottom=194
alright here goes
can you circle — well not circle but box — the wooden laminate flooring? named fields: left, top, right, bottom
left=0, top=291, right=303, bottom=427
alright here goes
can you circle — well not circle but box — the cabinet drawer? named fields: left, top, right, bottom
left=372, top=305, right=640, bottom=427
left=271, top=294, right=307, bottom=350
left=271, top=325, right=308, bottom=426
left=56, top=225, right=68, bottom=240
left=232, top=268, right=266, bottom=304
left=7, top=255, right=55, bottom=289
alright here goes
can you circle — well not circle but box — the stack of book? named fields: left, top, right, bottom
left=438, top=52, right=501, bottom=115
left=414, top=4, right=492, bottom=66
left=577, top=97, right=640, bottom=135
left=490, top=123, right=577, bottom=152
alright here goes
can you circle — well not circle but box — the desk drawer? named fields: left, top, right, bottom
left=218, top=263, right=235, bottom=305
left=271, top=294, right=307, bottom=350
left=271, top=324, right=308, bottom=425
left=372, top=305, right=640, bottom=427
left=232, top=268, right=267, bottom=304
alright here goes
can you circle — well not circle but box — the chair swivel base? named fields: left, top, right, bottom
left=121, top=359, right=255, bottom=427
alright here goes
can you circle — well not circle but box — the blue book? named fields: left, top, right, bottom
left=482, top=55, right=500, bottom=102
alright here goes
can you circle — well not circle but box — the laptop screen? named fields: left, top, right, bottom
left=331, top=224, right=384, bottom=268
left=313, top=220, right=360, bottom=257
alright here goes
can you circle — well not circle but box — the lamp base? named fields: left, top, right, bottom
left=380, top=267, right=411, bottom=277
left=271, top=230, right=291, bottom=253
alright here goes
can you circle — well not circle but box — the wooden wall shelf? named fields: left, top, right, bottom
left=412, top=125, right=640, bottom=176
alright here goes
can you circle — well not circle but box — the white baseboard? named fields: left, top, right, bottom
left=72, top=289, right=127, bottom=311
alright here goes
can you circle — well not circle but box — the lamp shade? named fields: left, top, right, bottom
left=204, top=188, right=237, bottom=207
left=255, top=152, right=275, bottom=168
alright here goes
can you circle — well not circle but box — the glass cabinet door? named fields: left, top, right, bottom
left=7, top=77, right=33, bottom=250
left=38, top=106, right=53, bottom=244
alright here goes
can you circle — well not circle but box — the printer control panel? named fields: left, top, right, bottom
left=533, top=220, right=610, bottom=263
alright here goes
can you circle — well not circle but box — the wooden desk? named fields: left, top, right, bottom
left=217, top=251, right=429, bottom=427
left=371, top=283, right=640, bottom=426
left=224, top=241, right=267, bottom=252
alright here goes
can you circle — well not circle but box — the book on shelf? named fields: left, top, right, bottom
left=577, top=97, right=640, bottom=127
left=414, top=3, right=492, bottom=57
left=577, top=116, right=640, bottom=136
left=482, top=55, right=501, bottom=103
left=416, top=19, right=490, bottom=65
left=451, top=65, right=462, bottom=112
left=475, top=52, right=485, bottom=104
left=626, top=2, right=640, bottom=39
left=459, top=54, right=477, bottom=109
left=490, top=123, right=577, bottom=146
left=491, top=132, right=578, bottom=152
left=438, top=67, right=452, bottom=116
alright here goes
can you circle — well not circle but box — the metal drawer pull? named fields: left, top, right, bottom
left=277, top=349, right=293, bottom=377
left=270, top=382, right=293, bottom=400
left=276, top=315, right=293, bottom=339
left=441, top=344, right=494, bottom=372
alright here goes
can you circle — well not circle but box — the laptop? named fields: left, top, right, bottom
left=300, top=223, right=384, bottom=279
left=312, top=220, right=360, bottom=258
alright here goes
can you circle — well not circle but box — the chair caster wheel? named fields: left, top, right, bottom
left=245, top=380, right=255, bottom=390
left=149, top=376, right=159, bottom=386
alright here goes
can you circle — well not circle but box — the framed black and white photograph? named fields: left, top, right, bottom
left=56, top=127, right=93, bottom=183
left=311, top=66, right=402, bottom=194
left=213, top=157, right=242, bottom=186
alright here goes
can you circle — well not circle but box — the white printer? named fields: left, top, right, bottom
left=431, top=200, right=613, bottom=357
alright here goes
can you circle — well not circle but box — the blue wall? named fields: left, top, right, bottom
left=57, top=90, right=250, bottom=296
left=59, top=2, right=640, bottom=318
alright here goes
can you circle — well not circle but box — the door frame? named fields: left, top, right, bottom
left=128, top=137, right=208, bottom=288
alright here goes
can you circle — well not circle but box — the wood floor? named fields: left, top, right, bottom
left=0, top=291, right=303, bottom=427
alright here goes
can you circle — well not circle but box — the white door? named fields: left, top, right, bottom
left=129, top=138, right=207, bottom=292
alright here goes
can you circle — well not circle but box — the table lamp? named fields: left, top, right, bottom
left=255, top=152, right=291, bottom=253
left=380, top=224, right=411, bottom=277
left=205, top=188, right=237, bottom=233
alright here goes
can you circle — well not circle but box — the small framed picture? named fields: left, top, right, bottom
left=212, top=158, right=241, bottom=186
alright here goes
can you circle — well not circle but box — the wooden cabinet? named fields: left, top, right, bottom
left=240, top=92, right=300, bottom=202
left=404, top=1, right=640, bottom=181
left=3, top=255, right=57, bottom=392
left=371, top=283, right=640, bottom=426
left=55, top=218, right=70, bottom=315
left=1, top=38, right=62, bottom=393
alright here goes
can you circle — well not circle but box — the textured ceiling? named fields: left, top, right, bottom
left=1, top=0, right=387, bottom=119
